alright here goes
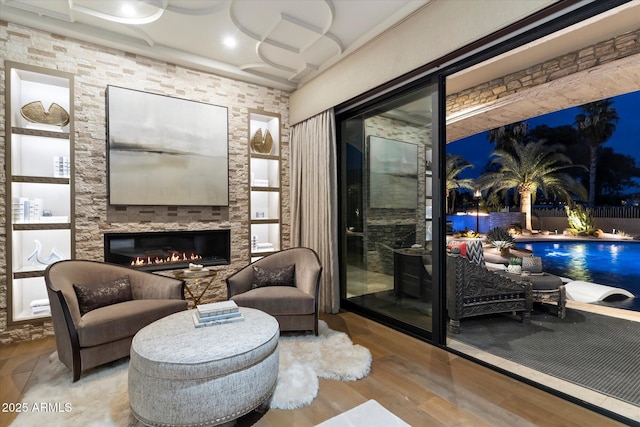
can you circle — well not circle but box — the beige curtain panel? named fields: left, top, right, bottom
left=290, top=109, right=339, bottom=314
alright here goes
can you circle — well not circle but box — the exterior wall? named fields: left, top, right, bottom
left=0, top=21, right=290, bottom=344
left=446, top=27, right=640, bottom=116
left=536, top=216, right=640, bottom=236
left=489, top=212, right=526, bottom=231
left=448, top=212, right=525, bottom=235
left=450, top=214, right=640, bottom=236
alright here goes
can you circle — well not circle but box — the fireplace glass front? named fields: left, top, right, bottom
left=104, top=230, right=230, bottom=271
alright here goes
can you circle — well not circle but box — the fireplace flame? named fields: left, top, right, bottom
left=130, top=252, right=202, bottom=268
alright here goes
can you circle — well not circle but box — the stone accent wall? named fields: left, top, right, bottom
left=0, top=21, right=290, bottom=344
left=447, top=28, right=640, bottom=115
left=365, top=224, right=416, bottom=275
left=488, top=212, right=526, bottom=231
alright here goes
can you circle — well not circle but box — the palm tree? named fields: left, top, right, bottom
left=445, top=154, right=475, bottom=214
left=574, top=99, right=619, bottom=208
left=487, top=121, right=530, bottom=150
left=478, top=139, right=587, bottom=230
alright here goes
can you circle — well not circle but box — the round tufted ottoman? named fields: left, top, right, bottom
left=129, top=307, right=279, bottom=426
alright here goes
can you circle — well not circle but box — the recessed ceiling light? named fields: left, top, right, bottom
left=223, top=36, right=237, bottom=49
left=121, top=4, right=136, bottom=17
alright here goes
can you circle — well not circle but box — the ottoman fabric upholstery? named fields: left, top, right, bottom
left=129, top=308, right=279, bottom=426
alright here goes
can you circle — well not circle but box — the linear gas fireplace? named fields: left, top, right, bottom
left=104, top=230, right=230, bottom=272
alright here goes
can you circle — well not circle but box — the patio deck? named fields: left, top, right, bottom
left=449, top=301, right=640, bottom=421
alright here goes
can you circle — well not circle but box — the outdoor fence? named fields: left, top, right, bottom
left=533, top=207, right=640, bottom=236
left=448, top=208, right=640, bottom=236
left=534, top=206, right=640, bottom=219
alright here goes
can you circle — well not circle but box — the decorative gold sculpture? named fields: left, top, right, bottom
left=250, top=128, right=273, bottom=154
left=263, top=129, right=273, bottom=153
left=251, top=128, right=263, bottom=151
left=20, top=101, right=70, bottom=126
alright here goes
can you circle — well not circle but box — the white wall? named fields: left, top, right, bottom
left=289, top=0, right=555, bottom=124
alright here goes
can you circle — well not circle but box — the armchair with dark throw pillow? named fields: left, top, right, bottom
left=226, top=247, right=322, bottom=335
left=45, top=260, right=188, bottom=381
left=446, top=240, right=532, bottom=333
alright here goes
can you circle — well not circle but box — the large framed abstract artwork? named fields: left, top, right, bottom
left=367, top=136, right=418, bottom=209
left=106, top=86, right=229, bottom=206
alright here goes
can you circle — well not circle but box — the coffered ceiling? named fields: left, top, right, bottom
left=3, top=0, right=638, bottom=138
left=0, top=0, right=429, bottom=91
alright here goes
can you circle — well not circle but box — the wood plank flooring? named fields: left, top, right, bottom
left=0, top=335, right=57, bottom=427
left=0, top=311, right=625, bottom=426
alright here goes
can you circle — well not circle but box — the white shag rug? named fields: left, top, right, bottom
left=11, top=320, right=371, bottom=426
left=271, top=319, right=372, bottom=409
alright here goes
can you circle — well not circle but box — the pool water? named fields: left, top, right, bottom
left=518, top=241, right=640, bottom=311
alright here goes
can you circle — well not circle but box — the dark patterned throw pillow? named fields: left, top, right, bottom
left=465, top=239, right=486, bottom=268
left=73, top=276, right=133, bottom=316
left=252, top=264, right=295, bottom=289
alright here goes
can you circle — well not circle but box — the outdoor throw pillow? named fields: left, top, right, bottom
left=447, top=241, right=467, bottom=257
left=252, top=264, right=295, bottom=288
left=73, top=276, right=133, bottom=316
left=465, top=239, right=486, bottom=268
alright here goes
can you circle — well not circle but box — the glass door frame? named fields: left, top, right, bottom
left=336, top=0, right=628, bottom=347
left=336, top=76, right=446, bottom=343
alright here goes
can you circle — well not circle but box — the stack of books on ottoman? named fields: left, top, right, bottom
left=192, top=300, right=244, bottom=328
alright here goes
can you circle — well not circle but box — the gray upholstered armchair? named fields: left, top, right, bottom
left=45, top=260, right=188, bottom=381
left=226, top=247, right=322, bottom=335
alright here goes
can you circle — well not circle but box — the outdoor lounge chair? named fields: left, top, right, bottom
left=446, top=240, right=532, bottom=333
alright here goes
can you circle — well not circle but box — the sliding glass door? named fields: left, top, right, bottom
left=339, top=81, right=439, bottom=337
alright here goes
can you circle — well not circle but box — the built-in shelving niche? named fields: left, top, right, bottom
left=5, top=61, right=75, bottom=325
left=248, top=110, right=281, bottom=262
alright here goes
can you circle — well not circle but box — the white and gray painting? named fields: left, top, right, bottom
left=368, top=136, right=418, bottom=209
left=107, top=86, right=228, bottom=206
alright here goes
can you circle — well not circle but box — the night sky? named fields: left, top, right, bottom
left=447, top=90, right=640, bottom=191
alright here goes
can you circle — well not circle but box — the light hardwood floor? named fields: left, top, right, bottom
left=0, top=311, right=626, bottom=426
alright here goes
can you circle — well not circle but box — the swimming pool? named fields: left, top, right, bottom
left=518, top=240, right=640, bottom=310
